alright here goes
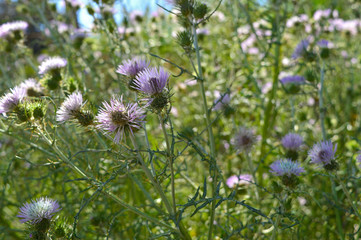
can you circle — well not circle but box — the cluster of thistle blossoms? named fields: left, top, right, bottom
left=116, top=57, right=171, bottom=112
left=17, top=197, right=61, bottom=238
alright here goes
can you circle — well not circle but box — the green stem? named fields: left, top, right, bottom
left=331, top=178, right=345, bottom=239
left=337, top=175, right=361, bottom=220
left=245, top=153, right=259, bottom=201
left=192, top=23, right=217, bottom=240
left=158, top=113, right=177, bottom=215
left=33, top=125, right=176, bottom=232
left=319, top=62, right=327, bottom=140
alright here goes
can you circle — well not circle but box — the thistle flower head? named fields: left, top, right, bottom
left=270, top=159, right=305, bottom=177
left=226, top=174, right=253, bottom=188
left=133, top=67, right=169, bottom=95
left=292, top=39, right=309, bottom=59
left=214, top=93, right=230, bottom=111
left=317, top=39, right=330, bottom=48
left=20, top=78, right=44, bottom=97
left=38, top=57, right=67, bottom=75
left=17, top=197, right=61, bottom=224
left=231, top=127, right=256, bottom=153
left=308, top=140, right=337, bottom=166
left=56, top=91, right=84, bottom=123
left=0, top=86, right=26, bottom=114
left=96, top=96, right=146, bottom=143
left=282, top=133, right=303, bottom=151
left=280, top=75, right=305, bottom=85
left=0, top=21, right=28, bottom=38
left=116, top=58, right=150, bottom=78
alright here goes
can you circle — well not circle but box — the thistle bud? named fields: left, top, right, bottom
left=193, top=3, right=208, bottom=20
left=176, top=31, right=193, bottom=52
left=32, top=102, right=47, bottom=120
left=15, top=103, right=32, bottom=122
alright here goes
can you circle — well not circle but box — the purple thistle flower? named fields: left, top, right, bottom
left=20, top=78, right=44, bottom=97
left=0, top=21, right=28, bottom=38
left=17, top=197, right=61, bottom=224
left=282, top=133, right=303, bottom=150
left=317, top=39, right=330, bottom=48
left=38, top=57, right=67, bottom=75
left=292, top=39, right=309, bottom=59
left=308, top=140, right=337, bottom=166
left=280, top=75, right=305, bottom=85
left=231, top=127, right=256, bottom=153
left=116, top=58, right=150, bottom=78
left=214, top=93, right=230, bottom=111
left=226, top=174, right=253, bottom=188
left=133, top=67, right=170, bottom=95
left=270, top=159, right=305, bottom=177
left=0, top=86, right=26, bottom=114
left=56, top=91, right=84, bottom=123
left=96, top=96, right=146, bottom=143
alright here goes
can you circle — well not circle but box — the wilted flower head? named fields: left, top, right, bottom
left=96, top=96, right=146, bottom=143
left=20, top=78, right=44, bottom=97
left=282, top=133, right=303, bottom=150
left=0, top=86, right=26, bottom=114
left=226, top=174, right=253, bottom=188
left=0, top=21, right=28, bottom=38
left=292, top=39, right=309, bottom=59
left=17, top=197, right=61, bottom=224
left=214, top=93, right=230, bottom=111
left=116, top=58, right=150, bottom=79
left=309, top=140, right=337, bottom=169
left=38, top=57, right=67, bottom=75
left=56, top=91, right=84, bottom=123
left=280, top=75, right=305, bottom=85
left=232, top=127, right=256, bottom=153
left=270, top=159, right=305, bottom=177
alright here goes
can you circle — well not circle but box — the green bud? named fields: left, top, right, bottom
left=150, top=93, right=169, bottom=112
left=304, top=69, right=317, bottom=82
left=32, top=102, right=47, bottom=120
left=281, top=175, right=299, bottom=188
left=176, top=31, right=193, bottom=53
left=15, top=103, right=32, bottom=122
left=193, top=3, right=208, bottom=19
left=323, top=159, right=339, bottom=171
left=75, top=111, right=94, bottom=126
left=320, top=48, right=330, bottom=59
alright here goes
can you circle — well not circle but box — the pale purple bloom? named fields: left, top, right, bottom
left=308, top=140, right=337, bottom=165
left=116, top=58, right=150, bottom=78
left=214, top=93, right=230, bottom=111
left=356, top=152, right=361, bottom=164
left=38, top=57, right=67, bottom=75
left=66, top=0, right=84, bottom=8
left=17, top=197, right=61, bottom=224
left=20, top=78, right=44, bottom=96
left=133, top=67, right=169, bottom=95
left=292, top=39, right=309, bottom=59
left=282, top=133, right=303, bottom=150
left=317, top=39, right=330, bottom=48
left=0, top=86, right=26, bottom=114
left=96, top=96, right=146, bottom=143
left=130, top=10, right=143, bottom=22
left=56, top=91, right=84, bottom=123
left=196, top=28, right=210, bottom=36
left=313, top=9, right=332, bottom=21
left=0, top=21, right=28, bottom=38
left=270, top=159, right=305, bottom=177
left=231, top=127, right=256, bottom=153
left=226, top=174, right=253, bottom=188
left=280, top=75, right=305, bottom=85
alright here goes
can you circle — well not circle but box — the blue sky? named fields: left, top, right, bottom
left=55, top=0, right=171, bottom=29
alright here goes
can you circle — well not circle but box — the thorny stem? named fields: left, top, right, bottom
left=192, top=22, right=217, bottom=240
left=32, top=124, right=177, bottom=232
left=129, top=134, right=191, bottom=240
left=158, top=113, right=177, bottom=215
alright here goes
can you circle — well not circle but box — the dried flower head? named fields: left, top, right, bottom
left=309, top=140, right=338, bottom=170
left=282, top=133, right=303, bottom=151
left=116, top=58, right=150, bottom=79
left=96, top=96, right=146, bottom=143
left=20, top=78, right=44, bottom=97
left=38, top=57, right=67, bottom=75
left=56, top=91, right=84, bottom=123
left=0, top=21, right=28, bottom=38
left=17, top=197, right=61, bottom=224
left=0, top=86, right=26, bottom=114
left=231, top=127, right=256, bottom=153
